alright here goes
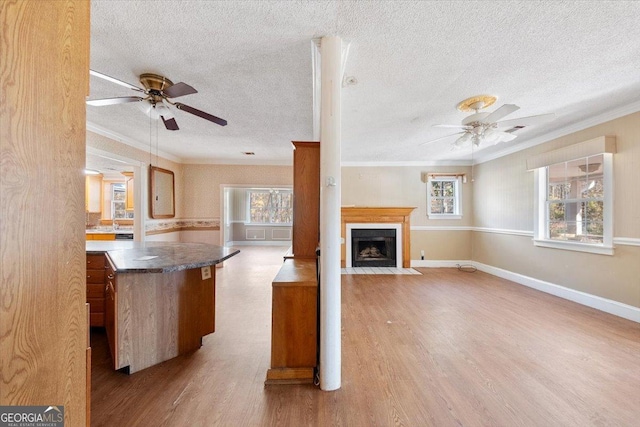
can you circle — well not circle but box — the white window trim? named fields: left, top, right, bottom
left=245, top=189, right=293, bottom=226
left=533, top=153, right=614, bottom=256
left=427, top=176, right=462, bottom=220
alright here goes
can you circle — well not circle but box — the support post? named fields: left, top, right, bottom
left=319, top=36, right=343, bottom=391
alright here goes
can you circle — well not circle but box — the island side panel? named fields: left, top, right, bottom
left=117, top=267, right=215, bottom=373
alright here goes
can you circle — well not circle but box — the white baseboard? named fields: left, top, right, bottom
left=411, top=260, right=472, bottom=268
left=227, top=240, right=291, bottom=246
left=410, top=259, right=639, bottom=323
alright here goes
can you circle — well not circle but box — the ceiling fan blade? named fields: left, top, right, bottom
left=433, top=124, right=472, bottom=130
left=495, top=131, right=517, bottom=142
left=89, top=69, right=144, bottom=92
left=163, top=82, right=198, bottom=98
left=484, top=104, right=520, bottom=123
left=420, top=131, right=465, bottom=146
left=86, top=96, right=144, bottom=106
left=174, top=103, right=227, bottom=126
left=162, top=116, right=179, bottom=131
left=496, top=113, right=556, bottom=129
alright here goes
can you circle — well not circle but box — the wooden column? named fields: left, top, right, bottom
left=1, top=1, right=90, bottom=425
left=291, top=141, right=320, bottom=258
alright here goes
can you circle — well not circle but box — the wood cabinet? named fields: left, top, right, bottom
left=85, top=175, right=103, bottom=213
left=105, top=264, right=216, bottom=374
left=266, top=258, right=318, bottom=384
left=86, top=254, right=106, bottom=327
left=86, top=233, right=116, bottom=241
left=291, top=141, right=320, bottom=258
left=122, top=172, right=134, bottom=211
left=266, top=141, right=320, bottom=385
left=104, top=256, right=118, bottom=368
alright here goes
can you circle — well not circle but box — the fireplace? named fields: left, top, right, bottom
left=351, top=229, right=397, bottom=267
left=345, top=222, right=403, bottom=268
left=341, top=207, right=415, bottom=269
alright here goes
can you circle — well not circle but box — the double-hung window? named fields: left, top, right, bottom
left=533, top=151, right=613, bottom=255
left=247, top=189, right=293, bottom=225
left=427, top=176, right=462, bottom=219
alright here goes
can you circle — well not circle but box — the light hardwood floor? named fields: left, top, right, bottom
left=91, top=246, right=640, bottom=426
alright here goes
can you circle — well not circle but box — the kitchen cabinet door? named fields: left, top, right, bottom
left=85, top=175, right=103, bottom=213
left=104, top=258, right=118, bottom=369
left=122, top=172, right=134, bottom=211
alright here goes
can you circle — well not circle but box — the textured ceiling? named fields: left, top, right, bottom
left=87, top=0, right=640, bottom=168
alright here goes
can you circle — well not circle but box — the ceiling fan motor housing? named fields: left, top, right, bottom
left=462, top=112, right=490, bottom=127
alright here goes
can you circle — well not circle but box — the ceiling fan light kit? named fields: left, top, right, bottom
left=87, top=70, right=227, bottom=130
left=423, top=94, right=555, bottom=149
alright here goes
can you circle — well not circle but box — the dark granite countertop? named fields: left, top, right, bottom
left=86, top=241, right=240, bottom=273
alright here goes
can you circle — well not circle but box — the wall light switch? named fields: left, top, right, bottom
left=201, top=265, right=212, bottom=280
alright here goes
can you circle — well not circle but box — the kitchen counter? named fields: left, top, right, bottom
left=86, top=229, right=134, bottom=234
left=86, top=240, right=145, bottom=254
left=106, top=242, right=239, bottom=273
left=87, top=241, right=240, bottom=374
left=86, top=241, right=238, bottom=272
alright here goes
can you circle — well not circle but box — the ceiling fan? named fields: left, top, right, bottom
left=87, top=70, right=227, bottom=130
left=422, top=95, right=554, bottom=149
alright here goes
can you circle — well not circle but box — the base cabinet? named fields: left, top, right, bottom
left=266, top=258, right=317, bottom=384
left=86, top=254, right=106, bottom=327
left=105, top=262, right=216, bottom=374
left=104, top=256, right=118, bottom=368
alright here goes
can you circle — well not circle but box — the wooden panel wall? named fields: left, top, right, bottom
left=291, top=141, right=320, bottom=258
left=0, top=1, right=90, bottom=426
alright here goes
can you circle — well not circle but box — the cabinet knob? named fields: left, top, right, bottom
left=107, top=274, right=114, bottom=280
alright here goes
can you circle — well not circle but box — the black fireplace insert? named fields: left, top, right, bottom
left=351, top=228, right=397, bottom=267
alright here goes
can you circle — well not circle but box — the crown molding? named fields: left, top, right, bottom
left=341, top=160, right=472, bottom=167
left=474, top=100, right=640, bottom=165
left=86, top=121, right=181, bottom=163
left=180, top=157, right=292, bottom=166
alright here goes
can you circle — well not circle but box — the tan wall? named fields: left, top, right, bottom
left=472, top=112, right=640, bottom=308
left=411, top=230, right=472, bottom=260
left=86, top=131, right=185, bottom=218
left=182, top=164, right=292, bottom=218
left=473, top=112, right=640, bottom=235
left=342, top=166, right=473, bottom=260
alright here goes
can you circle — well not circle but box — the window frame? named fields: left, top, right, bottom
left=533, top=153, right=613, bottom=255
left=245, top=189, right=293, bottom=226
left=426, top=176, right=462, bottom=220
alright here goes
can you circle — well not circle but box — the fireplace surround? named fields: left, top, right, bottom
left=341, top=207, right=416, bottom=268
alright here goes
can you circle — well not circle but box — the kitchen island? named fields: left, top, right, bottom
left=87, top=242, right=239, bottom=373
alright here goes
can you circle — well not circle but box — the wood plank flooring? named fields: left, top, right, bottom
left=91, top=246, right=640, bottom=426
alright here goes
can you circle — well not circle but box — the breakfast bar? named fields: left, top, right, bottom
left=87, top=242, right=239, bottom=373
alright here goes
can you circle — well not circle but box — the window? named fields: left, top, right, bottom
left=111, top=183, right=133, bottom=219
left=427, top=176, right=462, bottom=219
left=534, top=153, right=613, bottom=255
left=247, top=189, right=293, bottom=224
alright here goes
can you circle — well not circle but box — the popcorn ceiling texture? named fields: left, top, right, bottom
left=87, top=1, right=640, bottom=165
